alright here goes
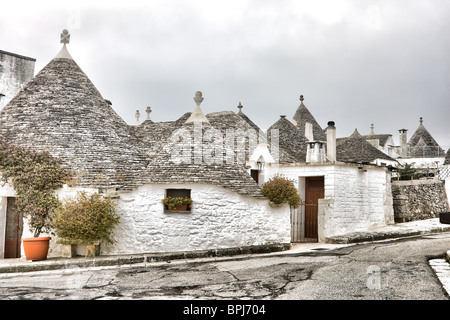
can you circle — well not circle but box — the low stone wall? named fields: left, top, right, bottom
left=392, top=180, right=449, bottom=222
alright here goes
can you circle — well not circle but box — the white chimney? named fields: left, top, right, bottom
left=398, top=129, right=408, bottom=158
left=305, top=122, right=314, bottom=141
left=326, top=121, right=336, bottom=162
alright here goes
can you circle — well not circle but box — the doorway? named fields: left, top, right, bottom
left=304, top=176, right=324, bottom=240
left=4, top=197, right=22, bottom=258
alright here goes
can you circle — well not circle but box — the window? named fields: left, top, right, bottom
left=163, top=189, right=192, bottom=212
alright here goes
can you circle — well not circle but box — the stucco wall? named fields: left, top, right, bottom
left=0, top=51, right=35, bottom=109
left=101, top=183, right=291, bottom=255
left=0, top=181, right=289, bottom=257
left=264, top=163, right=394, bottom=239
left=446, top=177, right=450, bottom=208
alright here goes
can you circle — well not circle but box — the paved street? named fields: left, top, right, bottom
left=0, top=233, right=449, bottom=301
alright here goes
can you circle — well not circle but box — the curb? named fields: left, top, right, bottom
left=325, top=225, right=450, bottom=244
left=0, top=243, right=291, bottom=274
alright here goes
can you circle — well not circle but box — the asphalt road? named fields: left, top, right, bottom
left=0, top=233, right=449, bottom=302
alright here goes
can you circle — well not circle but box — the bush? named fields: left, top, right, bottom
left=261, top=175, right=301, bottom=207
left=397, top=163, right=418, bottom=180
left=53, top=192, right=120, bottom=244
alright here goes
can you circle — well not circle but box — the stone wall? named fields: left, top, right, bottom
left=391, top=180, right=449, bottom=222
left=101, top=183, right=291, bottom=255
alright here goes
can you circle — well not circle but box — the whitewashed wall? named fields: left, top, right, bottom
left=264, top=163, right=394, bottom=239
left=445, top=177, right=450, bottom=208
left=398, top=157, right=445, bottom=168
left=101, top=183, right=291, bottom=255
left=0, top=180, right=290, bottom=257
left=0, top=51, right=35, bottom=109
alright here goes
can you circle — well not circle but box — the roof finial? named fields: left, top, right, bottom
left=145, top=106, right=152, bottom=120
left=300, top=95, right=304, bottom=102
left=135, top=110, right=140, bottom=125
left=237, top=101, right=243, bottom=114
left=185, top=91, right=209, bottom=123
left=60, top=29, right=70, bottom=45
left=194, top=91, right=204, bottom=106
left=370, top=123, right=375, bottom=135
left=420, top=117, right=423, bottom=125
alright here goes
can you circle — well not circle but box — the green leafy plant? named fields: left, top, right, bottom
left=261, top=175, right=301, bottom=208
left=162, top=196, right=193, bottom=209
left=53, top=192, right=120, bottom=245
left=397, top=163, right=418, bottom=181
left=0, top=139, right=71, bottom=237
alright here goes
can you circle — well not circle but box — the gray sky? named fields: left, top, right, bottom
left=1, top=0, right=449, bottom=149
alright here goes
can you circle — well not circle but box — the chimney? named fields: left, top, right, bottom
left=305, top=122, right=314, bottom=141
left=306, top=141, right=326, bottom=163
left=134, top=110, right=140, bottom=125
left=326, top=121, right=336, bottom=162
left=399, top=129, right=408, bottom=157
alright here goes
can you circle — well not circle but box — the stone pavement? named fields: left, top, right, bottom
left=1, top=218, right=450, bottom=275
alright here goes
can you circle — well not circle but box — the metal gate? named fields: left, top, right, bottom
left=290, top=203, right=318, bottom=243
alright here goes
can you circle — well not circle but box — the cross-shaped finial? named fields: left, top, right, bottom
left=60, top=29, right=70, bottom=45
left=145, top=106, right=152, bottom=120
left=237, top=101, right=243, bottom=114
left=300, top=95, right=304, bottom=102
left=194, top=91, right=204, bottom=106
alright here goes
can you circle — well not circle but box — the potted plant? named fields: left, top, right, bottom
left=261, top=175, right=301, bottom=208
left=162, top=196, right=193, bottom=211
left=0, top=140, right=70, bottom=261
left=20, top=191, right=61, bottom=261
left=53, top=192, right=120, bottom=257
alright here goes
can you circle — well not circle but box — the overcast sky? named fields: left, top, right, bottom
left=1, top=0, right=449, bottom=149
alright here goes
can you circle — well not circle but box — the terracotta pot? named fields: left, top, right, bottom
left=21, top=237, right=51, bottom=261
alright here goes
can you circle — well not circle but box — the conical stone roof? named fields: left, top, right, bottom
left=0, top=38, right=148, bottom=191
left=267, top=115, right=308, bottom=163
left=292, top=95, right=326, bottom=141
left=407, top=117, right=445, bottom=158
left=336, top=129, right=395, bottom=164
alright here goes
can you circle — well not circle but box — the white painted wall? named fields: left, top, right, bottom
left=445, top=177, right=450, bottom=208
left=0, top=197, right=7, bottom=258
left=0, top=180, right=290, bottom=257
left=398, top=157, right=445, bottom=168
left=264, top=162, right=394, bottom=239
left=0, top=51, right=35, bottom=109
left=101, top=183, right=291, bottom=255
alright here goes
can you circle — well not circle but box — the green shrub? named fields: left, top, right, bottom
left=261, top=175, right=301, bottom=207
left=397, top=163, right=418, bottom=180
left=53, top=192, right=120, bottom=244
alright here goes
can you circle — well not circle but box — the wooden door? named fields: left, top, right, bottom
left=250, top=170, right=259, bottom=184
left=304, top=177, right=324, bottom=240
left=4, top=197, right=22, bottom=258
